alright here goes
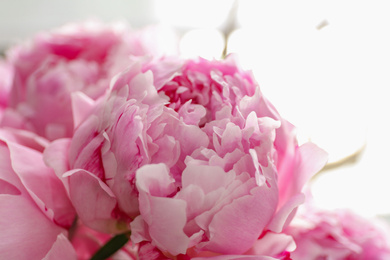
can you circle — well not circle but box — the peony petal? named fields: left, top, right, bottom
left=245, top=232, right=296, bottom=256
left=201, top=186, right=277, bottom=254
left=71, top=91, right=96, bottom=129
left=43, top=138, right=72, bottom=193
left=135, top=164, right=177, bottom=198
left=7, top=140, right=76, bottom=228
left=0, top=128, right=49, bottom=152
left=0, top=195, right=66, bottom=260
left=0, top=144, right=26, bottom=195
left=294, top=142, right=328, bottom=191
left=181, top=164, right=235, bottom=194
left=267, top=193, right=305, bottom=233
left=0, top=178, right=21, bottom=195
left=144, top=56, right=183, bottom=90
left=130, top=215, right=151, bottom=244
left=136, top=164, right=189, bottom=255
left=42, top=233, right=77, bottom=260
left=278, top=142, right=328, bottom=212
left=64, top=169, right=120, bottom=233
left=145, top=196, right=189, bottom=255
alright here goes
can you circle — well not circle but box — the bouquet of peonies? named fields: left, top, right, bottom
left=0, top=21, right=389, bottom=260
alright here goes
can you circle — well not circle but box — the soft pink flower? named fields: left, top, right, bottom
left=45, top=59, right=200, bottom=234
left=1, top=21, right=178, bottom=140
left=131, top=56, right=327, bottom=256
left=46, top=56, right=327, bottom=257
left=157, top=56, right=328, bottom=217
left=0, top=128, right=76, bottom=260
left=285, top=205, right=390, bottom=260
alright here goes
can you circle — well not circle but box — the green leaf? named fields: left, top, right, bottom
left=90, top=231, right=131, bottom=260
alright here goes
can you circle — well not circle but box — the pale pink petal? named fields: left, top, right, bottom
left=130, top=215, right=151, bottom=244
left=0, top=128, right=49, bottom=152
left=71, top=91, right=96, bottom=128
left=278, top=143, right=327, bottom=209
left=294, top=142, right=328, bottom=191
left=181, top=164, right=235, bottom=194
left=177, top=102, right=207, bottom=126
left=0, top=178, right=21, bottom=195
left=0, top=144, right=26, bottom=195
left=0, top=195, right=66, bottom=260
left=42, top=233, right=77, bottom=260
left=201, top=186, right=277, bottom=254
left=245, top=232, right=295, bottom=256
left=43, top=138, right=72, bottom=193
left=136, top=164, right=189, bottom=255
left=267, top=193, right=305, bottom=233
left=135, top=164, right=177, bottom=198
left=144, top=56, right=184, bottom=90
left=7, top=141, right=75, bottom=227
left=144, top=196, right=189, bottom=255
left=64, top=169, right=120, bottom=233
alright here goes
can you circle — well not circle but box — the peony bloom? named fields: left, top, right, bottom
left=0, top=128, right=76, bottom=260
left=1, top=21, right=178, bottom=140
left=131, top=56, right=327, bottom=257
left=45, top=56, right=327, bottom=258
left=45, top=59, right=202, bottom=233
left=285, top=205, right=390, bottom=260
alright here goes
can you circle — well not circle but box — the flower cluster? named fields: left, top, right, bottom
left=0, top=21, right=389, bottom=260
left=285, top=203, right=390, bottom=260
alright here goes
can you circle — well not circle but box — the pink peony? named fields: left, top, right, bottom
left=131, top=56, right=327, bottom=256
left=0, top=128, right=76, bottom=260
left=1, top=21, right=178, bottom=140
left=45, top=59, right=201, bottom=233
left=45, top=56, right=327, bottom=257
left=285, top=205, right=390, bottom=260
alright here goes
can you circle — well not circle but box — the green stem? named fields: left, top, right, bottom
left=90, top=231, right=131, bottom=260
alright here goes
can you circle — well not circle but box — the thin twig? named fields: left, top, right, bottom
left=220, top=0, right=239, bottom=59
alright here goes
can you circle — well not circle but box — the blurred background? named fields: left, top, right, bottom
left=1, top=0, right=389, bottom=221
